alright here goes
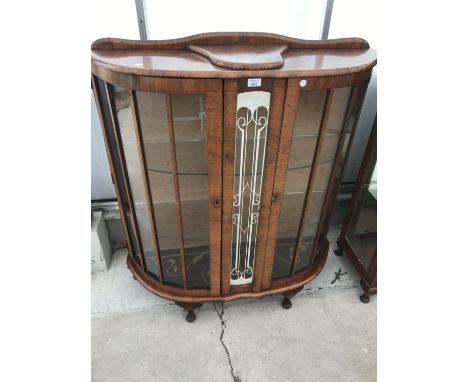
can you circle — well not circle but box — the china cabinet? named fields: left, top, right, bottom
left=91, top=32, right=377, bottom=321
left=335, top=117, right=377, bottom=303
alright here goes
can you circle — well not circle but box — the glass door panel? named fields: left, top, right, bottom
left=104, top=79, right=221, bottom=292
left=272, top=85, right=353, bottom=279
left=296, top=86, right=352, bottom=273
left=172, top=94, right=210, bottom=288
left=134, top=91, right=183, bottom=286
left=271, top=88, right=325, bottom=279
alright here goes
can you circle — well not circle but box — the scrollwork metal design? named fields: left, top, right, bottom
left=230, top=91, right=271, bottom=286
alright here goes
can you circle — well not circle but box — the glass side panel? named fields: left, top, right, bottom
left=94, top=78, right=138, bottom=262
left=230, top=91, right=271, bottom=286
left=136, top=91, right=183, bottom=286
left=172, top=94, right=210, bottom=289
left=114, top=86, right=159, bottom=278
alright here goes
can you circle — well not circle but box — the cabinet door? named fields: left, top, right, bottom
left=99, top=77, right=222, bottom=296
left=261, top=77, right=368, bottom=289
left=221, top=78, right=286, bottom=295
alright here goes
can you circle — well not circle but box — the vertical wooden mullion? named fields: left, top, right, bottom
left=129, top=90, right=164, bottom=281
left=206, top=79, right=223, bottom=296
left=310, top=81, right=369, bottom=265
left=221, top=79, right=238, bottom=295
left=91, top=76, right=135, bottom=261
left=261, top=80, right=301, bottom=289
left=105, top=83, right=146, bottom=270
left=165, top=94, right=188, bottom=289
left=290, top=89, right=334, bottom=274
left=252, top=78, right=287, bottom=291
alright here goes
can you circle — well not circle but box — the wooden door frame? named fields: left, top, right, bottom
left=94, top=75, right=223, bottom=297
left=261, top=73, right=372, bottom=289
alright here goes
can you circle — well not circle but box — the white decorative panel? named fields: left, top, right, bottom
left=230, top=91, right=271, bottom=286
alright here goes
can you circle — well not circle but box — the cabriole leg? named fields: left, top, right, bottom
left=282, top=297, right=292, bottom=309
left=281, top=286, right=304, bottom=309
left=175, top=302, right=203, bottom=323
left=360, top=293, right=370, bottom=303
left=359, top=279, right=374, bottom=303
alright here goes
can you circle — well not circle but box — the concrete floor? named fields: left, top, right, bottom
left=92, top=229, right=376, bottom=382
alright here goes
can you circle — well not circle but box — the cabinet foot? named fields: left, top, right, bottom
left=280, top=286, right=303, bottom=309
left=360, top=293, right=370, bottom=303
left=282, top=297, right=292, bottom=309
left=175, top=302, right=203, bottom=323
left=186, top=310, right=196, bottom=323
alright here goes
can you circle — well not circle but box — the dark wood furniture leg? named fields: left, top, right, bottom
left=359, top=289, right=370, bottom=303
left=359, top=279, right=376, bottom=304
left=281, top=286, right=304, bottom=309
left=175, top=302, right=203, bottom=323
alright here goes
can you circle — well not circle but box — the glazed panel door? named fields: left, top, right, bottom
left=221, top=78, right=287, bottom=295
left=94, top=76, right=223, bottom=296
left=261, top=76, right=369, bottom=289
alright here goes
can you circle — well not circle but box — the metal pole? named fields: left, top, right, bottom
left=320, top=0, right=334, bottom=40
left=135, top=0, right=148, bottom=40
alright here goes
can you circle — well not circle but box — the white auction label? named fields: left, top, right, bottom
left=247, top=78, right=262, bottom=87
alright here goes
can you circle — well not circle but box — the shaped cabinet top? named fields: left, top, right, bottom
left=92, top=32, right=377, bottom=79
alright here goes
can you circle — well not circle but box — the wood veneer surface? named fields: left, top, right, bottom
left=92, top=33, right=376, bottom=79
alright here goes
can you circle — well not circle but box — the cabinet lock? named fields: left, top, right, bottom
left=211, top=196, right=222, bottom=208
